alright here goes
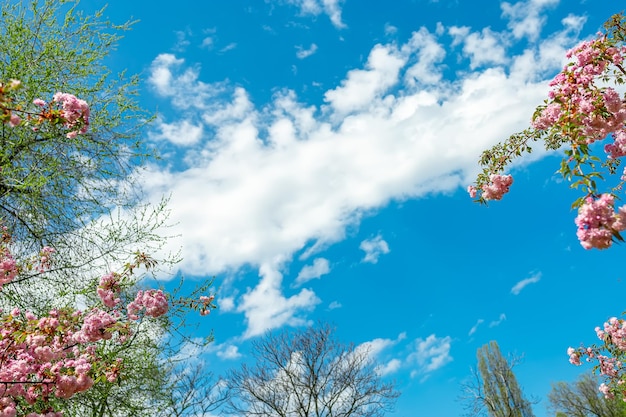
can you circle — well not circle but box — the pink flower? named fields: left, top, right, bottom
left=481, top=174, right=513, bottom=201
left=567, top=347, right=582, bottom=366
left=575, top=194, right=626, bottom=249
left=127, top=289, right=168, bottom=319
left=51, top=92, right=90, bottom=137
left=97, top=273, right=121, bottom=308
left=7, top=113, right=20, bottom=127
left=599, top=383, right=614, bottom=399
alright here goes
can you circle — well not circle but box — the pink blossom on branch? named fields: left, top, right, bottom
left=96, top=273, right=121, bottom=308
left=481, top=174, right=513, bottom=201
left=51, top=92, right=90, bottom=139
left=126, top=289, right=168, bottom=320
left=575, top=194, right=626, bottom=249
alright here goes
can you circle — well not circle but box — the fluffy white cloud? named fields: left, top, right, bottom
left=151, top=118, right=204, bottom=146
left=403, top=28, right=446, bottom=86
left=140, top=10, right=585, bottom=337
left=294, top=258, right=331, bottom=286
left=359, top=235, right=390, bottom=264
left=216, top=344, right=242, bottom=360
left=501, top=0, right=559, bottom=41
left=449, top=27, right=508, bottom=69
left=378, top=358, right=402, bottom=376
left=511, top=272, right=541, bottom=295
left=324, top=44, right=405, bottom=117
left=236, top=262, right=320, bottom=338
left=409, top=334, right=453, bottom=375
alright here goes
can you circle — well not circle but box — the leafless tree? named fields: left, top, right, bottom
left=225, top=323, right=399, bottom=417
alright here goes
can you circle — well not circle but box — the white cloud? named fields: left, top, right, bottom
left=139, top=12, right=586, bottom=337
left=219, top=42, right=238, bottom=53
left=148, top=53, right=227, bottom=109
left=216, top=344, right=242, bottom=360
left=201, top=37, right=214, bottom=49
left=384, top=23, right=398, bottom=35
left=294, top=258, right=330, bottom=286
left=378, top=358, right=402, bottom=376
left=324, top=44, right=405, bottom=117
left=489, top=313, right=507, bottom=328
left=218, top=296, right=235, bottom=312
left=236, top=262, right=320, bottom=338
left=403, top=28, right=447, bottom=86
left=151, top=118, right=204, bottom=146
left=409, top=334, right=453, bottom=375
left=296, top=43, right=319, bottom=59
left=357, top=335, right=398, bottom=358
left=328, top=301, right=342, bottom=310
left=173, top=29, right=191, bottom=52
left=280, top=0, right=347, bottom=29
left=356, top=333, right=407, bottom=376
left=501, top=0, right=559, bottom=41
left=468, top=319, right=484, bottom=336
left=511, top=272, right=541, bottom=295
left=322, top=0, right=346, bottom=29
left=449, top=27, right=508, bottom=69
left=360, top=235, right=390, bottom=264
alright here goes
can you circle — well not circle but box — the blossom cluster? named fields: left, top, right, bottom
left=470, top=24, right=626, bottom=250
left=126, top=289, right=168, bottom=320
left=0, top=80, right=89, bottom=139
left=0, top=238, right=172, bottom=417
left=199, top=295, right=215, bottom=316
left=574, top=194, right=626, bottom=249
left=568, top=316, right=626, bottom=400
left=49, top=92, right=90, bottom=139
left=467, top=174, right=513, bottom=201
left=532, top=38, right=626, bottom=144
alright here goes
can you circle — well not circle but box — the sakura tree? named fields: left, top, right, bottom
left=470, top=13, right=626, bottom=400
left=0, top=83, right=216, bottom=416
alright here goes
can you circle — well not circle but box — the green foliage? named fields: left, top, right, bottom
left=0, top=2, right=222, bottom=416
left=548, top=373, right=626, bottom=417
left=0, top=0, right=151, bottom=253
left=461, top=341, right=535, bottom=417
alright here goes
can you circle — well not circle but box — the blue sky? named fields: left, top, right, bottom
left=91, top=0, right=625, bottom=415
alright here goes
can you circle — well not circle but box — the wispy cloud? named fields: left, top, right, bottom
left=219, top=42, right=238, bottom=53
left=489, top=313, right=507, bottom=328
left=279, top=0, right=347, bottom=29
left=360, top=235, right=390, bottom=264
left=296, top=43, right=318, bottom=59
left=511, top=272, right=541, bottom=295
left=468, top=319, right=484, bottom=336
